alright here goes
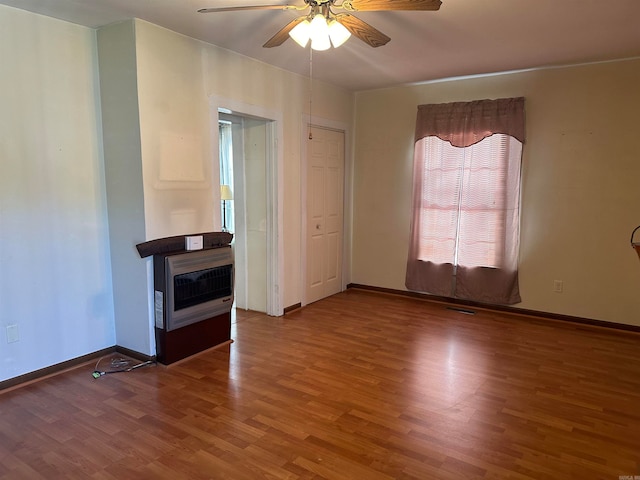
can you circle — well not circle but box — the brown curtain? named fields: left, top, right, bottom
left=406, top=97, right=525, bottom=305
left=414, top=97, right=525, bottom=147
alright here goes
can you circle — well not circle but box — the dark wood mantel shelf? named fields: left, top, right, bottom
left=135, top=231, right=233, bottom=258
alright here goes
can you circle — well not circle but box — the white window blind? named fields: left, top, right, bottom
left=417, top=134, right=522, bottom=269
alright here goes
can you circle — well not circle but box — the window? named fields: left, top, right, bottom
left=219, top=120, right=235, bottom=233
left=406, top=98, right=525, bottom=305
left=417, top=134, right=522, bottom=268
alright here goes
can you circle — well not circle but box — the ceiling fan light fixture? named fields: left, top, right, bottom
left=328, top=19, right=351, bottom=48
left=311, top=35, right=331, bottom=51
left=310, top=14, right=331, bottom=51
left=289, top=19, right=311, bottom=47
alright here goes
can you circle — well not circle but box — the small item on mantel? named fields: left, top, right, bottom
left=185, top=235, right=203, bottom=251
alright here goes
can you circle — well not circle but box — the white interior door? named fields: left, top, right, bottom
left=305, top=126, right=345, bottom=304
left=242, top=118, right=268, bottom=312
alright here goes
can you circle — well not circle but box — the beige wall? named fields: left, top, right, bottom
left=1, top=5, right=116, bottom=380
left=353, top=59, right=640, bottom=326
left=105, top=20, right=354, bottom=349
left=97, top=20, right=152, bottom=355
left=136, top=21, right=215, bottom=240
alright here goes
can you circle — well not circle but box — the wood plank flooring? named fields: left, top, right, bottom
left=1, top=289, right=639, bottom=479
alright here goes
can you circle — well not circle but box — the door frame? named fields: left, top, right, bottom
left=300, top=115, right=353, bottom=307
left=210, top=96, right=284, bottom=316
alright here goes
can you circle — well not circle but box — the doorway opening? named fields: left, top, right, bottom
left=211, top=97, right=283, bottom=318
left=218, top=112, right=268, bottom=313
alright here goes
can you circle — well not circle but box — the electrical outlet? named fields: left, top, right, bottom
left=553, top=280, right=564, bottom=293
left=6, top=324, right=19, bottom=343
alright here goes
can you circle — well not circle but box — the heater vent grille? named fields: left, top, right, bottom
left=174, top=264, right=233, bottom=311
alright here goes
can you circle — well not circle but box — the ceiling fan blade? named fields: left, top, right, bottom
left=336, top=14, right=390, bottom=47
left=339, top=0, right=441, bottom=11
left=263, top=16, right=308, bottom=48
left=198, top=5, right=299, bottom=13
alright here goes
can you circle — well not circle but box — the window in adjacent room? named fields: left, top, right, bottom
left=406, top=97, right=525, bottom=305
left=219, top=119, right=235, bottom=234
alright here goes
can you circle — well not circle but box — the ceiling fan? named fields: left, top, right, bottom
left=198, top=0, right=442, bottom=49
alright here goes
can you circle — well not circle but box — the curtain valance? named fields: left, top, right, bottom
left=414, top=97, right=525, bottom=147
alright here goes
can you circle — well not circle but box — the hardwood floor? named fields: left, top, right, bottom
left=1, top=289, right=639, bottom=479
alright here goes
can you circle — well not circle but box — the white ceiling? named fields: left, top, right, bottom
left=3, top=0, right=640, bottom=91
